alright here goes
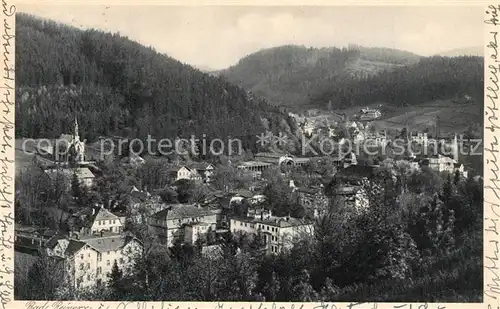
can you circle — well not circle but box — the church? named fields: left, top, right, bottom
left=36, top=117, right=86, bottom=165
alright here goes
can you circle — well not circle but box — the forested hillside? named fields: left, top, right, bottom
left=218, top=44, right=421, bottom=108
left=16, top=14, right=291, bottom=144
left=311, top=55, right=484, bottom=109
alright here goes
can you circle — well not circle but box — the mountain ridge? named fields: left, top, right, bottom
left=215, top=44, right=422, bottom=109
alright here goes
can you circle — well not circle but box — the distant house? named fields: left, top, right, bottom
left=170, top=163, right=215, bottom=183
left=410, top=132, right=429, bottom=145
left=148, top=204, right=217, bottom=246
left=420, top=154, right=468, bottom=178
left=360, top=108, right=381, bottom=121
left=14, top=224, right=57, bottom=249
left=237, top=161, right=272, bottom=176
left=44, top=167, right=95, bottom=189
left=331, top=185, right=369, bottom=213
left=254, top=152, right=287, bottom=165
left=127, top=186, right=168, bottom=224
left=291, top=184, right=328, bottom=214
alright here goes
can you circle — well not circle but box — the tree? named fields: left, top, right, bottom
left=71, top=172, right=83, bottom=204
left=24, top=254, right=65, bottom=300
left=263, top=271, right=281, bottom=301
left=108, top=260, right=125, bottom=299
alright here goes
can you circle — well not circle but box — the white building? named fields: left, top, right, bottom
left=149, top=204, right=217, bottom=247
left=68, top=205, right=124, bottom=237
left=45, top=233, right=142, bottom=288
left=421, top=154, right=468, bottom=178
left=230, top=216, right=314, bottom=254
left=171, top=163, right=215, bottom=183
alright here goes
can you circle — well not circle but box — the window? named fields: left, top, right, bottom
left=106, top=260, right=110, bottom=266
left=107, top=252, right=110, bottom=255
left=98, top=254, right=102, bottom=262
left=80, top=254, right=84, bottom=259
left=88, top=253, right=90, bottom=258
left=267, top=226, right=269, bottom=231
left=87, top=274, right=91, bottom=281
left=87, top=262, right=90, bottom=268
left=119, top=258, right=124, bottom=264
left=79, top=263, right=84, bottom=270
left=97, top=267, right=101, bottom=275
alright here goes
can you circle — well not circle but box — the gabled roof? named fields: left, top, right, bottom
left=94, top=207, right=120, bottom=221
left=68, top=205, right=121, bottom=230
left=65, top=240, right=88, bottom=257
left=45, top=234, right=67, bottom=249
left=152, top=204, right=214, bottom=220
left=82, top=234, right=139, bottom=253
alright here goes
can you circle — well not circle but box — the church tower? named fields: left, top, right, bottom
left=73, top=116, right=80, bottom=143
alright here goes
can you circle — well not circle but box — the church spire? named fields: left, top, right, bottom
left=74, top=115, right=79, bottom=139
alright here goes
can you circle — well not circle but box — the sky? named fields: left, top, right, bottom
left=18, top=4, right=484, bottom=70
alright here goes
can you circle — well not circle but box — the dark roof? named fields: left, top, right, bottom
left=65, top=240, right=88, bottom=257
left=336, top=164, right=376, bottom=179
left=152, top=204, right=214, bottom=220
left=81, top=234, right=138, bottom=253
left=45, top=234, right=67, bottom=249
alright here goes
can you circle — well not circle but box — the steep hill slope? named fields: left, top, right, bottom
left=311, top=55, right=484, bottom=110
left=15, top=14, right=292, bottom=147
left=217, top=44, right=421, bottom=108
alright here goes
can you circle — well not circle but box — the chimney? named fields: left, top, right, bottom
left=289, top=180, right=295, bottom=188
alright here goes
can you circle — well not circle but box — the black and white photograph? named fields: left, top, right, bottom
left=12, top=4, right=485, bottom=303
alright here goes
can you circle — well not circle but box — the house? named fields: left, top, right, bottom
left=420, top=154, right=468, bottom=177
left=44, top=232, right=142, bottom=288
left=331, top=185, right=369, bottom=213
left=292, top=184, right=328, bottom=214
left=410, top=132, right=429, bottom=145
left=14, top=224, right=57, bottom=249
left=360, top=108, right=381, bottom=121
left=67, top=205, right=124, bottom=237
left=230, top=215, right=314, bottom=254
left=170, top=163, right=215, bottom=183
left=149, top=204, right=217, bottom=246
left=127, top=187, right=167, bottom=224
left=44, top=167, right=95, bottom=189
left=254, top=152, right=288, bottom=165
left=237, top=161, right=272, bottom=176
